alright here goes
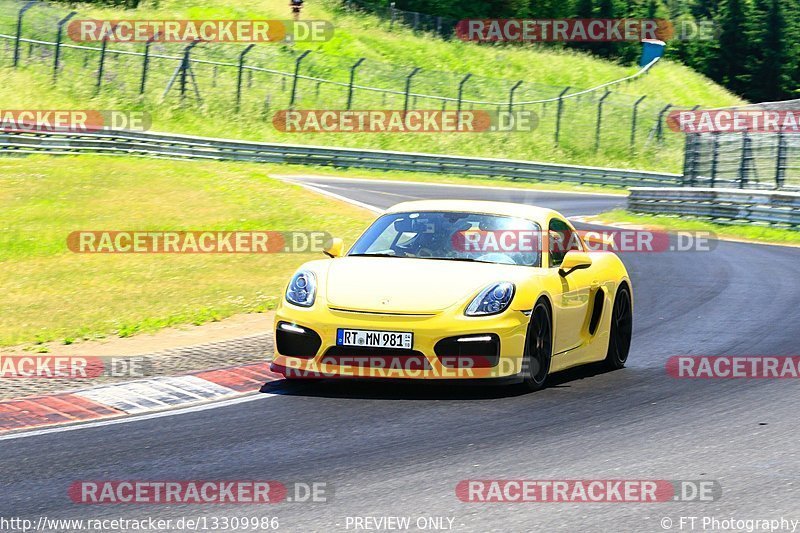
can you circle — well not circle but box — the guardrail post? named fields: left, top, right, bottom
left=655, top=104, right=672, bottom=143
left=738, top=132, right=751, bottom=188
left=554, top=86, right=570, bottom=146
left=456, top=73, right=472, bottom=116
left=508, top=80, right=523, bottom=114
left=53, top=11, right=77, bottom=84
left=96, top=23, right=119, bottom=91
left=403, top=67, right=421, bottom=115
left=594, top=90, right=612, bottom=152
left=710, top=132, right=720, bottom=188
left=236, top=44, right=256, bottom=113
left=140, top=32, right=159, bottom=95
left=630, top=95, right=646, bottom=153
left=289, top=49, right=310, bottom=108
left=775, top=129, right=786, bottom=189
left=346, top=57, right=366, bottom=110
left=13, top=1, right=37, bottom=68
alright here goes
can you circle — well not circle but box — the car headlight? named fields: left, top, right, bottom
left=286, top=270, right=316, bottom=307
left=465, top=282, right=515, bottom=316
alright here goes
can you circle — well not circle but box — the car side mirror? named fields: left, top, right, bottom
left=323, top=237, right=344, bottom=258
left=559, top=251, right=592, bottom=276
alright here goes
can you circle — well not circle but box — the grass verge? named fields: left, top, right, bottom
left=0, top=154, right=374, bottom=348
left=590, top=209, right=800, bottom=245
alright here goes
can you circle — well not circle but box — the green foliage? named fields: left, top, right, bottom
left=387, top=0, right=799, bottom=100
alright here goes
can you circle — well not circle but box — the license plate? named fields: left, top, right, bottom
left=336, top=329, right=413, bottom=349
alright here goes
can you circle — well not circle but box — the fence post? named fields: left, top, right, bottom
left=53, top=11, right=77, bottom=83
left=710, top=132, right=720, bottom=187
left=346, top=57, right=365, bottom=110
left=13, top=1, right=37, bottom=68
left=508, top=80, right=523, bottom=114
left=236, top=44, right=256, bottom=112
left=178, top=40, right=200, bottom=101
left=96, top=23, right=120, bottom=90
left=403, top=66, right=421, bottom=115
left=140, top=32, right=159, bottom=95
left=389, top=2, right=396, bottom=29
left=629, top=95, right=646, bottom=153
left=554, top=86, right=570, bottom=146
left=683, top=133, right=699, bottom=186
left=289, top=50, right=310, bottom=108
left=655, top=103, right=672, bottom=142
left=738, top=132, right=751, bottom=188
left=594, top=90, right=611, bottom=152
left=456, top=73, right=472, bottom=116
left=774, top=128, right=786, bottom=189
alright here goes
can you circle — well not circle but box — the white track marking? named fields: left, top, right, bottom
left=75, top=376, right=237, bottom=414
left=0, top=393, right=276, bottom=442
left=288, top=181, right=384, bottom=213
left=275, top=174, right=625, bottom=197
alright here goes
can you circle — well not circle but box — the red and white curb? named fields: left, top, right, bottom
left=0, top=363, right=283, bottom=434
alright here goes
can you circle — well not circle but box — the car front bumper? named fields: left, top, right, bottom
left=270, top=302, right=530, bottom=380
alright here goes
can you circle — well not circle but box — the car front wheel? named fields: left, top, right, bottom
left=522, top=299, right=552, bottom=391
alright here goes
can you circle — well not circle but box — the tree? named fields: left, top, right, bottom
left=743, top=0, right=794, bottom=101
left=713, top=0, right=751, bottom=96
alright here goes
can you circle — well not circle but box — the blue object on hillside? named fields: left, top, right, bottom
left=639, top=39, right=666, bottom=67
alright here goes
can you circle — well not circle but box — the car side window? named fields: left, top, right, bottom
left=548, top=218, right=581, bottom=267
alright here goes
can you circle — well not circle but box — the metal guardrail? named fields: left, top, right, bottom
left=0, top=128, right=682, bottom=187
left=628, top=187, right=800, bottom=226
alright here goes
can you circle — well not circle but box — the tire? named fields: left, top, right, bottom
left=604, top=284, right=632, bottom=370
left=521, top=299, right=552, bottom=391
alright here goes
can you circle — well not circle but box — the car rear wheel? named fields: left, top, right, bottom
left=522, top=299, right=552, bottom=391
left=604, top=284, right=632, bottom=370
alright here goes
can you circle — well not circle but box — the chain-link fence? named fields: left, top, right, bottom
left=682, top=101, right=800, bottom=190
left=0, top=0, right=684, bottom=165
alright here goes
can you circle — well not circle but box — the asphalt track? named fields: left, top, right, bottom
left=2, top=177, right=799, bottom=533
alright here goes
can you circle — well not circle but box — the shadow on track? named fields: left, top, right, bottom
left=259, top=362, right=619, bottom=400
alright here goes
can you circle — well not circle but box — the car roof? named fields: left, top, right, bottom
left=385, top=200, right=562, bottom=224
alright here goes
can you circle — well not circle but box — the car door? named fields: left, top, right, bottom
left=548, top=217, right=594, bottom=354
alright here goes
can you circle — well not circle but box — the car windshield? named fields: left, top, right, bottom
left=348, top=211, right=541, bottom=267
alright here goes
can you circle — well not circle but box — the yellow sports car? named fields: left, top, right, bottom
left=270, top=200, right=632, bottom=390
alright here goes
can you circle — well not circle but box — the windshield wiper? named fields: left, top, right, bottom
left=348, top=253, right=402, bottom=258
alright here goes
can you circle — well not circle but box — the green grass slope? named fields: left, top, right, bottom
left=0, top=0, right=743, bottom=171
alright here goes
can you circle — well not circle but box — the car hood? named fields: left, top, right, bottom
left=323, top=257, right=536, bottom=314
